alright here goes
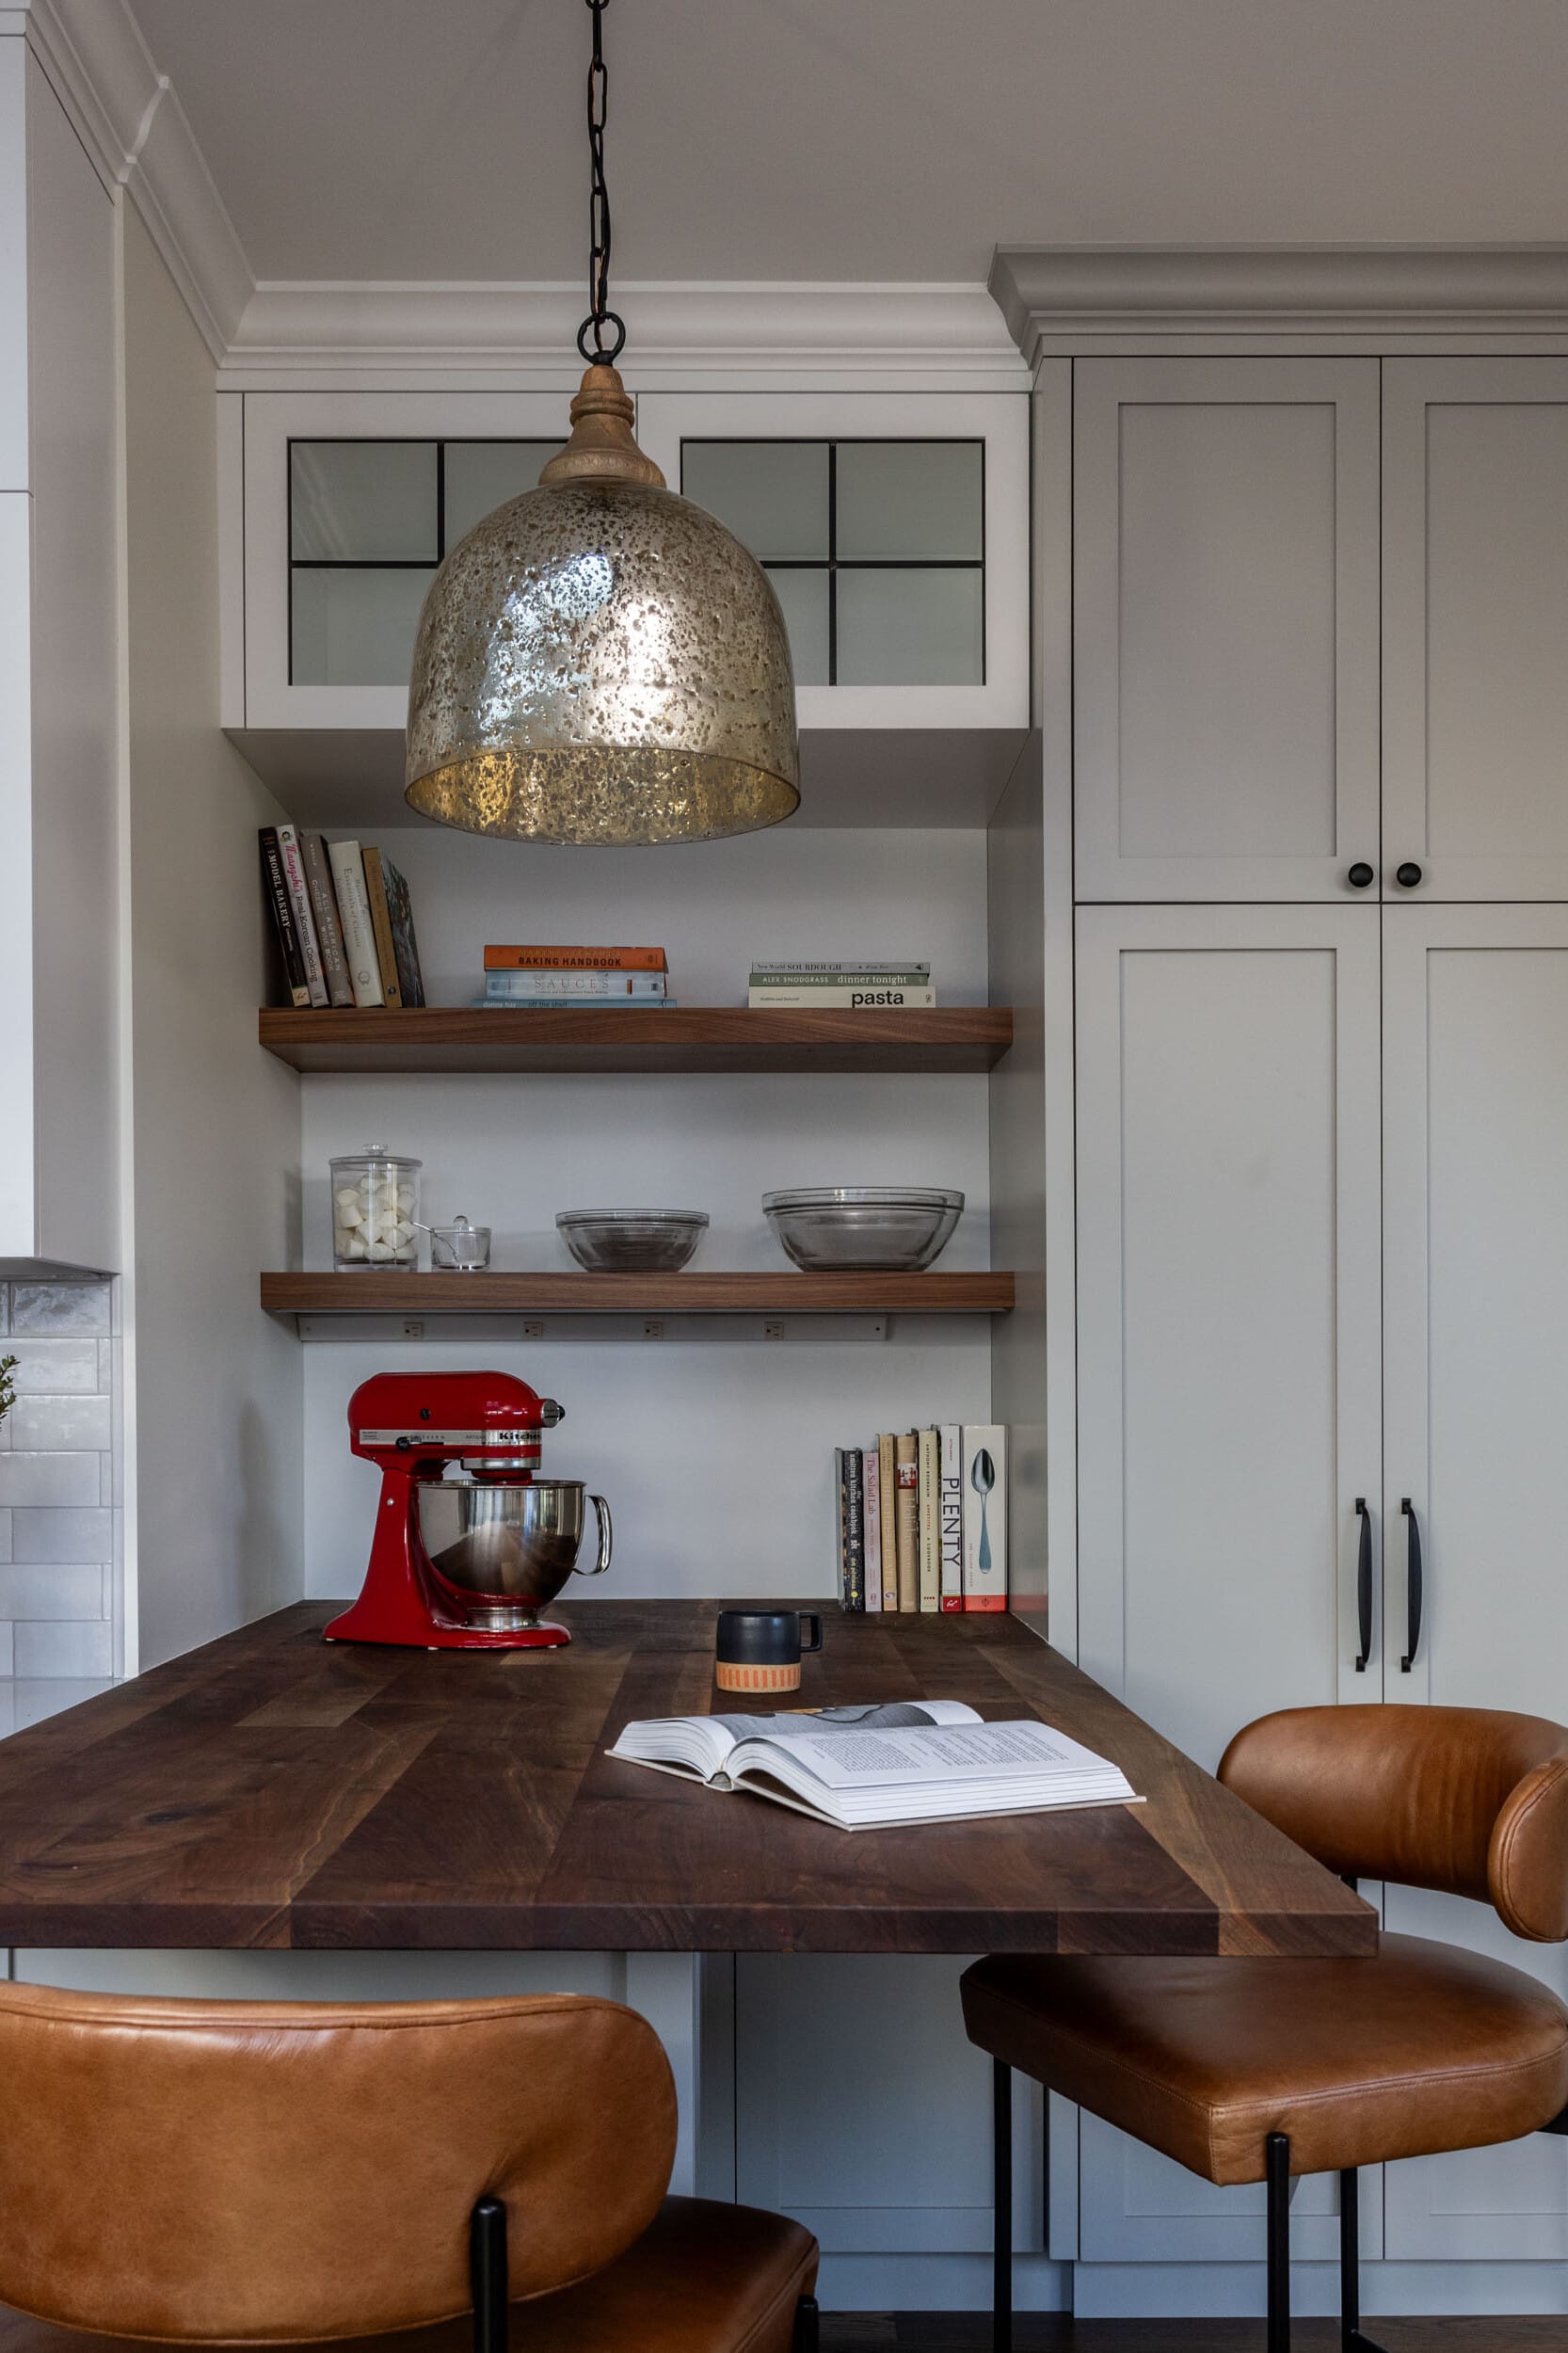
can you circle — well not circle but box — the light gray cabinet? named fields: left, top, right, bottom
left=1073, top=898, right=1568, bottom=2274
left=1076, top=356, right=1568, bottom=907
left=1073, top=361, right=1380, bottom=904
left=1073, top=904, right=1384, bottom=2267
left=1380, top=904, right=1568, bottom=2258
left=1383, top=361, right=1568, bottom=901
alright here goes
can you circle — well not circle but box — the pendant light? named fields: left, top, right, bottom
left=405, top=0, right=800, bottom=845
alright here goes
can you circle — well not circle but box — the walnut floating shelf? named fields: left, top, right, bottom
left=261, top=1272, right=1015, bottom=1319
left=257, top=1005, right=1013, bottom=1076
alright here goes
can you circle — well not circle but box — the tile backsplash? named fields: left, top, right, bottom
left=0, top=1281, right=120, bottom=1677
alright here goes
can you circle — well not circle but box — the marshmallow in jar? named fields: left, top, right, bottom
left=330, top=1147, right=422, bottom=1269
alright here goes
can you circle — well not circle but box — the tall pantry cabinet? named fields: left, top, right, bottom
left=1064, top=345, right=1568, bottom=2296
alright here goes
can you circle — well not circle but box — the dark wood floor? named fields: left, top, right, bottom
left=820, top=2321, right=1568, bottom=2350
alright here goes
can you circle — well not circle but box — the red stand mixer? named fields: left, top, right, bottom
left=325, top=1369, right=611, bottom=1651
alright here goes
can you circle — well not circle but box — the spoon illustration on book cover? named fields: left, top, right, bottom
left=971, top=1447, right=996, bottom=1572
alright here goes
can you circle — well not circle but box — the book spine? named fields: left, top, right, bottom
left=328, top=841, right=385, bottom=1008
left=962, top=1426, right=1008, bottom=1612
left=834, top=1448, right=848, bottom=1609
left=893, top=1434, right=919, bottom=1611
left=939, top=1423, right=964, bottom=1612
left=361, top=848, right=403, bottom=1009
left=861, top=1449, right=882, bottom=1614
left=843, top=1448, right=865, bottom=1612
left=259, top=828, right=311, bottom=1008
left=918, top=1428, right=940, bottom=1612
left=486, top=970, right=669, bottom=998
left=381, top=858, right=426, bottom=1008
left=277, top=825, right=328, bottom=1006
left=877, top=1432, right=899, bottom=1609
left=747, top=961, right=929, bottom=975
left=474, top=997, right=678, bottom=1010
left=484, top=945, right=667, bottom=971
left=301, top=833, right=355, bottom=1007
left=748, top=970, right=933, bottom=988
left=747, top=987, right=937, bottom=1009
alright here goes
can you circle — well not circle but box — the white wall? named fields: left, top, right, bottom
left=122, top=208, right=304, bottom=1667
left=297, top=824, right=994, bottom=1602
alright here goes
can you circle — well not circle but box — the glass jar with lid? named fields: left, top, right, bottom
left=330, top=1146, right=422, bottom=1269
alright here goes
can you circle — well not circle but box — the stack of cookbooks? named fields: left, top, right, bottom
left=747, top=960, right=936, bottom=1008
left=834, top=1426, right=1006, bottom=1615
left=260, top=827, right=424, bottom=1010
left=477, top=945, right=673, bottom=1007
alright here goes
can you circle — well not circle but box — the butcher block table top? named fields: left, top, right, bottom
left=0, top=1601, right=1375, bottom=1956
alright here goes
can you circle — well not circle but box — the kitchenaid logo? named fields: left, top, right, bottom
left=357, top=1429, right=541, bottom=1448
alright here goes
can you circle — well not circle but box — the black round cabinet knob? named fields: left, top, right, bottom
left=1395, top=861, right=1424, bottom=889
left=1347, top=862, right=1375, bottom=889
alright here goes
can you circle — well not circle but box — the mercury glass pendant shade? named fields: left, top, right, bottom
left=405, top=365, right=801, bottom=845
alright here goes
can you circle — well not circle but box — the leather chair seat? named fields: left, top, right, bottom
left=963, top=1935, right=1568, bottom=2186
left=0, top=2200, right=818, bottom=2353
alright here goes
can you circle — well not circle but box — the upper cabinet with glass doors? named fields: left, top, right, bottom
left=227, top=390, right=1030, bottom=815
left=636, top=392, right=1027, bottom=735
left=236, top=393, right=570, bottom=732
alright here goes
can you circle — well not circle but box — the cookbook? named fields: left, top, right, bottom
left=607, top=1701, right=1140, bottom=1832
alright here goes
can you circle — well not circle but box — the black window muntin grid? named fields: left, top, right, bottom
left=285, top=433, right=987, bottom=688
left=285, top=437, right=560, bottom=685
left=680, top=435, right=987, bottom=686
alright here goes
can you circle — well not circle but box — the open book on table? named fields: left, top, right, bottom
left=607, top=1700, right=1140, bottom=1832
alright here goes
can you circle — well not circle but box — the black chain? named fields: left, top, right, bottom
left=577, top=0, right=626, bottom=365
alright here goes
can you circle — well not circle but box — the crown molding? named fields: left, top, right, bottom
left=220, top=280, right=1030, bottom=392
left=19, top=0, right=250, bottom=360
left=991, top=244, right=1568, bottom=360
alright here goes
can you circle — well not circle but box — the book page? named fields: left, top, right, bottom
left=732, top=1718, right=1130, bottom=1792
left=609, top=1700, right=981, bottom=1780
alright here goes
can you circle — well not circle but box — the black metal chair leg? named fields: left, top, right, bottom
left=1265, top=2133, right=1291, bottom=2353
left=993, top=2057, right=1013, bottom=2353
left=1340, top=2165, right=1359, bottom=2345
left=1339, top=2163, right=1390, bottom=2351
left=792, top=2292, right=820, bottom=2351
left=470, top=2196, right=508, bottom=2353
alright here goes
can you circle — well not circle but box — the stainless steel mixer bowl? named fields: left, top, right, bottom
left=418, top=1480, right=612, bottom=1630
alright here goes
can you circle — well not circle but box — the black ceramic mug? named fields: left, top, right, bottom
left=714, top=1608, right=824, bottom=1694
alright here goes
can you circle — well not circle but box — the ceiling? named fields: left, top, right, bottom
left=127, top=0, right=1568, bottom=289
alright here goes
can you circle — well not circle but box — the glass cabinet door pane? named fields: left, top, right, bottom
left=443, top=441, right=563, bottom=543
left=764, top=567, right=830, bottom=686
left=291, top=567, right=436, bottom=686
left=835, top=441, right=984, bottom=562
left=290, top=442, right=438, bottom=560
left=682, top=441, right=829, bottom=561
left=836, top=568, right=984, bottom=686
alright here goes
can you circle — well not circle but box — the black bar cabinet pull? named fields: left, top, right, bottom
left=1353, top=1497, right=1371, bottom=1672
left=1400, top=1498, right=1423, bottom=1672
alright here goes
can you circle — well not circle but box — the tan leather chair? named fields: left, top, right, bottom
left=962, top=1705, right=1568, bottom=2353
left=0, top=1981, right=819, bottom=2353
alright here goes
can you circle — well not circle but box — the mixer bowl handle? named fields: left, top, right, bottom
left=574, top=1493, right=613, bottom=1577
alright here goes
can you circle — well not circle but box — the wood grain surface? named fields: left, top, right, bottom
left=260, top=1272, right=1016, bottom=1318
left=0, top=1603, right=1375, bottom=1957
left=257, top=1005, right=1015, bottom=1074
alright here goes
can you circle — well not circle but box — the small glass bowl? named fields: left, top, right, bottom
left=428, top=1218, right=491, bottom=1272
left=556, top=1209, right=709, bottom=1273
